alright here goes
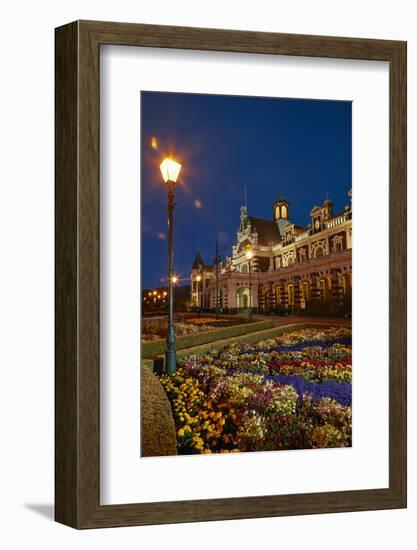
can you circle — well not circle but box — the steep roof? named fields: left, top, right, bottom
left=248, top=216, right=282, bottom=246
left=192, top=251, right=205, bottom=269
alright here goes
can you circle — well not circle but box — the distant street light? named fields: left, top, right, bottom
left=196, top=274, right=202, bottom=315
left=246, top=249, right=254, bottom=322
left=160, top=157, right=182, bottom=375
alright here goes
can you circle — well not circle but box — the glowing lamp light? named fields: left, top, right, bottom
left=160, top=158, right=182, bottom=184
left=196, top=275, right=202, bottom=282
left=246, top=249, right=254, bottom=260
left=171, top=275, right=178, bottom=284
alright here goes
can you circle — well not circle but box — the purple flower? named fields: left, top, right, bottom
left=265, top=374, right=352, bottom=406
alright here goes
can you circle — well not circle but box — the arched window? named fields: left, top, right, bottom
left=335, top=240, right=343, bottom=252
left=281, top=204, right=288, bottom=219
left=236, top=287, right=250, bottom=309
left=275, top=206, right=280, bottom=220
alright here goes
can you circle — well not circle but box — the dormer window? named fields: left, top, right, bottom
left=332, top=235, right=344, bottom=253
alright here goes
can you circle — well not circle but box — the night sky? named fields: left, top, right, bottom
left=141, top=91, right=352, bottom=289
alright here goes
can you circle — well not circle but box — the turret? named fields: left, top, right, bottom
left=192, top=251, right=204, bottom=270
left=273, top=196, right=289, bottom=238
left=322, top=197, right=333, bottom=220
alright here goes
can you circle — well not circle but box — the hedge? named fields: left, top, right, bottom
left=143, top=322, right=311, bottom=371
left=141, top=319, right=275, bottom=359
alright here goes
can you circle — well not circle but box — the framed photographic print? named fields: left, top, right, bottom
left=55, top=20, right=407, bottom=528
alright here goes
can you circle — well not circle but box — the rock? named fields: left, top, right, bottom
left=141, top=365, right=177, bottom=457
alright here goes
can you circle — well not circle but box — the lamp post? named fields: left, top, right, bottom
left=160, top=157, right=182, bottom=375
left=246, top=249, right=254, bottom=322
left=196, top=274, right=202, bottom=315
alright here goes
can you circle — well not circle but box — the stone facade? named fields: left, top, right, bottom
left=190, top=190, right=352, bottom=315
left=190, top=251, right=213, bottom=310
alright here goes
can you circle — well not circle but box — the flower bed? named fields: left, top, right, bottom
left=142, top=319, right=216, bottom=342
left=159, top=327, right=352, bottom=454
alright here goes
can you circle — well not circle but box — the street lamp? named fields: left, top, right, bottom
left=246, top=249, right=254, bottom=322
left=160, top=157, right=182, bottom=375
left=196, top=274, right=202, bottom=315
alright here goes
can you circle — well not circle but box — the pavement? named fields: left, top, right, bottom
left=144, top=312, right=351, bottom=327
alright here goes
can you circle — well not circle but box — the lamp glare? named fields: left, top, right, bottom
left=160, top=158, right=182, bottom=184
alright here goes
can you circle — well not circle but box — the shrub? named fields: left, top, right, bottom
left=141, top=319, right=275, bottom=358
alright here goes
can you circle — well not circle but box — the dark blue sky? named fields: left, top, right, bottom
left=141, top=92, right=351, bottom=289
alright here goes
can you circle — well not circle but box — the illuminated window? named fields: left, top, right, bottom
left=276, top=285, right=281, bottom=304
left=319, top=278, right=328, bottom=302
left=287, top=284, right=294, bottom=305
left=275, top=206, right=280, bottom=220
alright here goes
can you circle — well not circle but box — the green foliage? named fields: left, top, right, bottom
left=141, top=319, right=275, bottom=358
